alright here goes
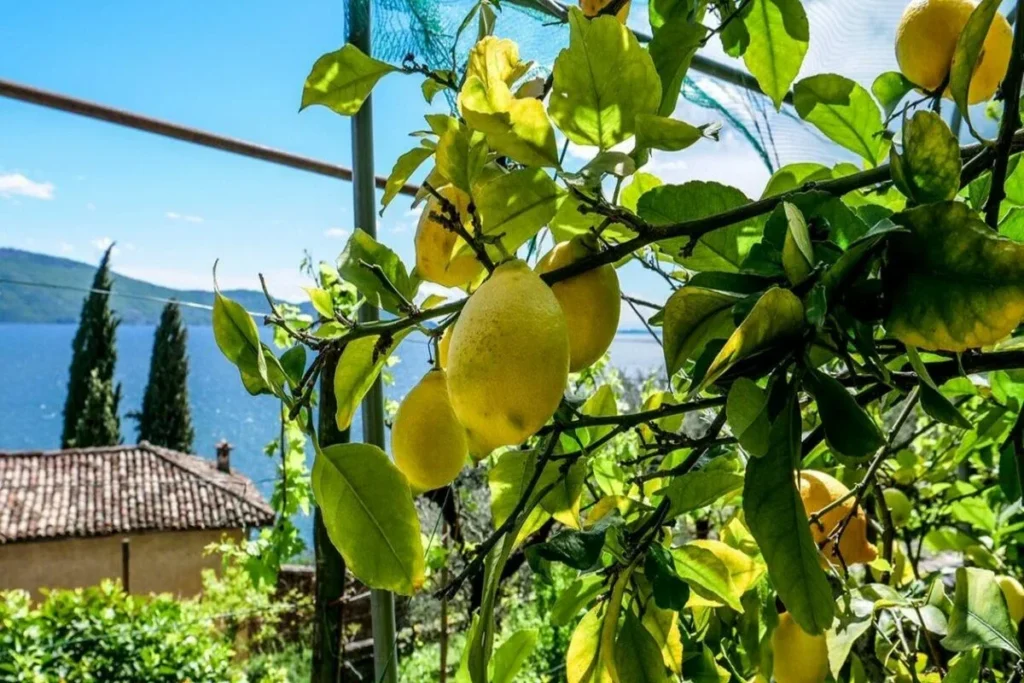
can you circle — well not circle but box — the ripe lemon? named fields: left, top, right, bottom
left=415, top=185, right=484, bottom=288
left=997, top=575, right=1024, bottom=623
left=895, top=0, right=1012, bottom=104
left=437, top=325, right=453, bottom=370
left=446, top=259, right=570, bottom=457
left=579, top=0, right=631, bottom=23
left=536, top=235, right=620, bottom=372
left=771, top=612, right=828, bottom=683
left=392, top=369, right=468, bottom=492
left=883, top=488, right=912, bottom=527
left=799, top=470, right=878, bottom=566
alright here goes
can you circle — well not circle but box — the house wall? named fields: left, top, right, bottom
left=0, top=528, right=244, bottom=599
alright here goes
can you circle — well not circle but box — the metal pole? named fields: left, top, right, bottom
left=313, top=350, right=349, bottom=683
left=346, top=0, right=399, bottom=681
left=121, top=538, right=130, bottom=593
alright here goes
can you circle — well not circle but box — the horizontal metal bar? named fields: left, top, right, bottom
left=0, top=78, right=420, bottom=197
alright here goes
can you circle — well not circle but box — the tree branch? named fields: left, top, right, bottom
left=984, top=14, right=1024, bottom=227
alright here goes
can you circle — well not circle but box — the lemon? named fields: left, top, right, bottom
left=883, top=488, right=912, bottom=527
left=446, top=259, right=570, bottom=457
left=392, top=369, right=468, bottom=492
left=997, top=575, right=1024, bottom=623
left=536, top=235, right=620, bottom=372
left=437, top=325, right=453, bottom=370
left=895, top=0, right=1012, bottom=104
left=415, top=185, right=484, bottom=287
left=579, top=0, right=631, bottom=23
left=799, top=470, right=878, bottom=566
left=771, top=612, right=828, bottom=683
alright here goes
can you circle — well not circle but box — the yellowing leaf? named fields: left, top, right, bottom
left=662, top=287, right=739, bottom=376
left=890, top=111, right=961, bottom=204
left=312, top=443, right=424, bottom=595
left=884, top=201, right=1024, bottom=351
left=301, top=44, right=396, bottom=116
left=686, top=540, right=765, bottom=608
left=567, top=605, right=614, bottom=683
left=549, top=8, right=662, bottom=150
left=671, top=544, right=744, bottom=612
left=641, top=605, right=684, bottom=675
left=698, top=287, right=804, bottom=392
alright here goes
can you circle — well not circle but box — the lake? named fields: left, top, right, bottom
left=0, top=323, right=663, bottom=544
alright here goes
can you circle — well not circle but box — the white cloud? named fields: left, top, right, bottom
left=0, top=173, right=55, bottom=200
left=166, top=211, right=204, bottom=223
left=91, top=237, right=120, bottom=256
left=324, top=227, right=350, bottom=239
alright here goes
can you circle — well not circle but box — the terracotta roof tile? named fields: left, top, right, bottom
left=0, top=443, right=275, bottom=543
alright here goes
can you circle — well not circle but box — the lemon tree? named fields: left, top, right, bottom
left=213, top=0, right=1024, bottom=679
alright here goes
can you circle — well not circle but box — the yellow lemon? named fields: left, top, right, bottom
left=579, top=0, right=631, bottom=22
left=799, top=470, right=878, bottom=566
left=437, top=325, right=453, bottom=370
left=536, top=235, right=620, bottom=372
left=446, top=259, right=570, bottom=457
left=883, top=488, right=913, bottom=528
left=997, top=575, right=1024, bottom=623
left=392, top=369, right=468, bottom=492
left=415, top=186, right=484, bottom=288
left=771, top=612, right=828, bottom=683
left=895, top=0, right=1012, bottom=104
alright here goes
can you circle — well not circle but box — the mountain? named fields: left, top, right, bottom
left=0, top=248, right=309, bottom=325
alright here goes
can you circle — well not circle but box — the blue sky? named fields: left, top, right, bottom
left=0, top=0, right=949, bottom=329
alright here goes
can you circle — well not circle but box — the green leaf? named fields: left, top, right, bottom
left=301, top=44, right=397, bottom=116
left=279, top=344, right=307, bottom=388
left=661, top=287, right=739, bottom=376
left=793, top=74, right=887, bottom=166
left=821, top=218, right=907, bottom=296
left=884, top=201, right=1024, bottom=351
left=436, top=127, right=488, bottom=194
left=949, top=0, right=1002, bottom=140
left=539, top=459, right=585, bottom=528
left=422, top=76, right=447, bottom=104
left=615, top=611, right=672, bottom=683
left=471, top=168, right=565, bottom=259
left=637, top=181, right=762, bottom=270
left=905, top=346, right=973, bottom=429
left=698, top=287, right=804, bottom=393
left=380, top=145, right=433, bottom=215
left=581, top=383, right=619, bottom=445
left=641, top=606, right=684, bottom=675
left=726, top=378, right=770, bottom=457
left=635, top=115, right=710, bottom=152
left=311, top=443, right=424, bottom=594
left=213, top=289, right=268, bottom=386
left=489, top=450, right=549, bottom=545
left=552, top=575, right=606, bottom=626
left=621, top=172, right=664, bottom=213
left=549, top=8, right=662, bottom=149
left=566, top=605, right=613, bottom=683
left=528, top=528, right=607, bottom=570
left=658, top=469, right=745, bottom=517
left=649, top=19, right=707, bottom=116
left=303, top=286, right=335, bottom=319
left=338, top=229, right=418, bottom=315
left=871, top=71, right=915, bottom=118
left=671, top=544, right=743, bottom=612
left=804, top=368, right=884, bottom=461
left=744, top=394, right=834, bottom=634
left=333, top=329, right=412, bottom=430
left=491, top=629, right=538, bottom=683
left=781, top=201, right=813, bottom=285
left=941, top=650, right=982, bottom=683
left=761, top=162, right=832, bottom=198
left=740, top=0, right=809, bottom=110
left=645, top=544, right=690, bottom=611
left=891, top=111, right=961, bottom=204
left=826, top=612, right=873, bottom=679
left=941, top=567, right=1021, bottom=655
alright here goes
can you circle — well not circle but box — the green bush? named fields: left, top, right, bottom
left=0, top=581, right=238, bottom=683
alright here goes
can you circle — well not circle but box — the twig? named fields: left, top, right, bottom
left=635, top=409, right=728, bottom=483
left=422, top=181, right=496, bottom=272
left=550, top=396, right=725, bottom=432
left=359, top=260, right=416, bottom=315
left=701, top=0, right=752, bottom=46
left=623, top=294, right=662, bottom=347
left=984, top=13, right=1024, bottom=227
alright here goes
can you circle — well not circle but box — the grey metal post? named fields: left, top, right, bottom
left=346, top=0, right=399, bottom=681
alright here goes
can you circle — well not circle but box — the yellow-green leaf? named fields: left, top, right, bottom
left=549, top=8, right=662, bottom=150
left=213, top=289, right=268, bottom=386
left=635, top=114, right=710, bottom=152
left=641, top=606, right=684, bottom=675
left=312, top=443, right=424, bottom=594
left=662, top=286, right=739, bottom=376
left=941, top=567, right=1022, bottom=655
left=670, top=544, right=744, bottom=612
left=726, top=377, right=770, bottom=457
left=380, top=146, right=433, bottom=215
left=884, top=201, right=1024, bottom=351
left=567, top=605, right=614, bottom=683
left=890, top=111, right=961, bottom=204
left=781, top=201, right=813, bottom=285
left=949, top=0, right=1002, bottom=140
left=871, top=71, right=915, bottom=117
left=489, top=449, right=549, bottom=546
left=698, top=287, right=804, bottom=392
left=469, top=168, right=565, bottom=260
left=649, top=18, right=706, bottom=116
left=301, top=44, right=396, bottom=116
left=740, top=0, right=809, bottom=110
left=615, top=611, right=672, bottom=683
left=333, top=329, right=411, bottom=430
left=658, top=469, right=744, bottom=517
left=793, top=74, right=888, bottom=166
left=436, top=127, right=488, bottom=194
left=686, top=539, right=765, bottom=608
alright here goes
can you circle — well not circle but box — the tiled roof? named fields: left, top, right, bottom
left=0, top=443, right=275, bottom=544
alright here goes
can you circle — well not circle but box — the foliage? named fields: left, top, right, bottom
left=212, top=0, right=1024, bottom=681
left=136, top=301, right=195, bottom=452
left=62, top=244, right=121, bottom=447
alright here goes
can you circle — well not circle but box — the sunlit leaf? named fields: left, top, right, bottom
left=566, top=605, right=614, bottom=683
left=871, top=71, right=915, bottom=117
left=761, top=162, right=831, bottom=198
left=333, top=329, right=412, bottom=430
left=671, top=543, right=743, bottom=611
left=552, top=575, right=606, bottom=626
left=635, top=114, right=711, bottom=152
left=620, top=172, right=663, bottom=213
left=301, top=44, right=396, bottom=116
left=380, top=146, right=433, bottom=215
left=303, top=286, right=335, bottom=319
left=470, top=168, right=565, bottom=260
left=213, top=289, right=268, bottom=387
left=489, top=449, right=549, bottom=546
left=435, top=127, right=488, bottom=195
left=890, top=111, right=961, bottom=204
left=658, top=469, right=744, bottom=517
left=661, top=286, right=739, bottom=376
left=338, top=229, right=418, bottom=316
left=793, top=74, right=888, bottom=165
left=641, top=605, right=684, bottom=675
left=687, top=539, right=765, bottom=608
left=781, top=201, right=813, bottom=285
left=491, top=629, right=538, bottom=683
left=312, top=443, right=424, bottom=594
left=941, top=567, right=1021, bottom=654
left=941, top=649, right=983, bottom=683
left=740, top=0, right=809, bottom=110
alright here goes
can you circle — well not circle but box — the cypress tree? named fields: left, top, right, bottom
left=62, top=245, right=121, bottom=447
left=69, top=369, right=122, bottom=448
left=138, top=301, right=194, bottom=452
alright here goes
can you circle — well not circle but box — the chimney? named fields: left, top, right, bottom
left=215, top=440, right=232, bottom=473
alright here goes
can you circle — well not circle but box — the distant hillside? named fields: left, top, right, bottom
left=0, top=248, right=309, bottom=325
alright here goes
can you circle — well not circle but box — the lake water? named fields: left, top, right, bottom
left=0, top=324, right=663, bottom=544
